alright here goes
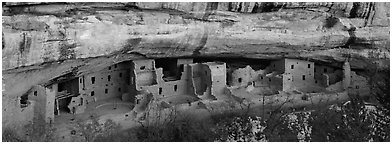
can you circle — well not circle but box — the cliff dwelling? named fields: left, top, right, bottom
left=2, top=2, right=389, bottom=142
left=9, top=56, right=367, bottom=133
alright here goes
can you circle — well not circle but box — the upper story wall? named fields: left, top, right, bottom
left=79, top=62, right=131, bottom=102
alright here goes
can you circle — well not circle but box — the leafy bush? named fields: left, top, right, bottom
left=74, top=116, right=121, bottom=142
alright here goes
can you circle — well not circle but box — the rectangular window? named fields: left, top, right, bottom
left=80, top=78, right=82, bottom=83
left=34, top=91, right=37, bottom=96
left=291, top=65, right=294, bottom=69
left=308, top=64, right=311, bottom=68
left=174, top=85, right=178, bottom=92
left=91, top=77, right=95, bottom=84
left=269, top=78, right=271, bottom=82
left=108, top=75, right=111, bottom=81
left=119, top=73, right=122, bottom=77
left=159, top=87, right=162, bottom=95
left=105, top=89, right=108, bottom=94
left=114, top=64, right=117, bottom=68
left=91, top=91, right=95, bottom=96
left=118, top=88, right=121, bottom=92
left=260, top=76, right=263, bottom=80
left=324, top=68, right=327, bottom=73
left=302, top=75, right=306, bottom=80
left=109, top=66, right=111, bottom=70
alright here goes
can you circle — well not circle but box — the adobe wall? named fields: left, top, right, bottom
left=67, top=95, right=87, bottom=114
left=80, top=62, right=131, bottom=102
left=283, top=59, right=316, bottom=93
left=2, top=91, right=35, bottom=134
left=190, top=63, right=210, bottom=96
left=206, top=62, right=227, bottom=99
left=134, top=59, right=194, bottom=100
left=28, top=85, right=47, bottom=122
left=314, top=65, right=343, bottom=87
left=45, top=84, right=56, bottom=123
left=230, top=65, right=268, bottom=87
left=134, top=59, right=157, bottom=88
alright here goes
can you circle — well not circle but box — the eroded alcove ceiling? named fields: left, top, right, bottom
left=2, top=2, right=390, bottom=106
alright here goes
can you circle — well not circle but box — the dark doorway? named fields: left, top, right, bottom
left=58, top=78, right=79, bottom=95
left=57, top=97, right=72, bottom=114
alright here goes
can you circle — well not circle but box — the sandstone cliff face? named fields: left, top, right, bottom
left=2, top=2, right=390, bottom=71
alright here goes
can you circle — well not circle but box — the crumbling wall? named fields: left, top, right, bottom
left=134, top=59, right=157, bottom=88
left=190, top=63, right=210, bottom=96
left=134, top=59, right=194, bottom=99
left=67, top=95, right=86, bottom=114
left=80, top=62, right=131, bottom=102
left=314, top=65, right=343, bottom=87
left=230, top=65, right=268, bottom=87
left=133, top=91, right=153, bottom=113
